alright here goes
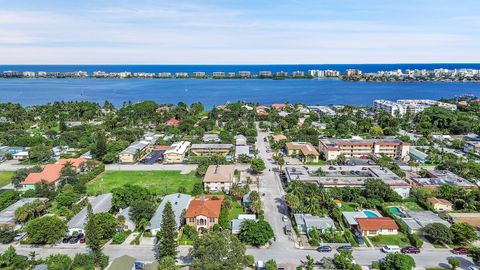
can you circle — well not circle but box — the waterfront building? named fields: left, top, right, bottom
left=318, top=137, right=410, bottom=160
left=22, top=71, right=36, bottom=78
left=212, top=72, right=225, bottom=77
left=346, top=69, right=362, bottom=76
left=238, top=71, right=251, bottom=77
left=158, top=72, right=172, bottom=77
left=275, top=71, right=288, bottom=77
left=192, top=72, right=206, bottom=77
left=175, top=72, right=189, bottom=78
left=373, top=100, right=406, bottom=116
left=292, top=71, right=305, bottom=77
left=258, top=71, right=272, bottom=77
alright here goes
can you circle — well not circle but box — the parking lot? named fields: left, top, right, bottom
left=140, top=150, right=164, bottom=164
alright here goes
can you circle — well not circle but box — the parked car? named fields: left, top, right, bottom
left=317, top=246, right=332, bottom=252
left=452, top=247, right=469, bottom=255
left=14, top=232, right=27, bottom=242
left=468, top=266, right=479, bottom=270
left=284, top=225, right=292, bottom=235
left=69, top=237, right=79, bottom=244
left=337, top=245, right=353, bottom=252
left=381, top=245, right=401, bottom=253
left=328, top=166, right=336, bottom=170
left=62, top=236, right=72, bottom=243
left=282, top=215, right=289, bottom=222
left=401, top=246, right=420, bottom=254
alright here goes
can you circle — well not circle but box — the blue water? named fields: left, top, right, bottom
left=388, top=207, right=403, bottom=217
left=363, top=211, right=380, bottom=218
left=0, top=64, right=480, bottom=107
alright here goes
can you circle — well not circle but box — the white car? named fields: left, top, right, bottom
left=468, top=266, right=479, bottom=270
left=381, top=245, right=401, bottom=253
left=282, top=215, right=289, bottom=222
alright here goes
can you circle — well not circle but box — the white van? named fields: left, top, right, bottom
left=257, top=260, right=265, bottom=269
left=381, top=245, right=401, bottom=253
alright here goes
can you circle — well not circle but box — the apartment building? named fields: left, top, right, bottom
left=373, top=99, right=457, bottom=116
left=285, top=142, right=320, bottom=163
left=190, top=144, right=233, bottom=157
left=185, top=195, right=223, bottom=232
left=319, top=137, right=410, bottom=160
left=163, top=141, right=191, bottom=164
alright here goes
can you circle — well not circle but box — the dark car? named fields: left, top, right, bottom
left=62, top=236, right=72, bottom=243
left=452, top=247, right=469, bottom=255
left=328, top=166, right=336, bottom=170
left=317, top=246, right=332, bottom=252
left=69, top=237, right=79, bottom=244
left=401, top=246, right=420, bottom=254
left=337, top=245, right=353, bottom=252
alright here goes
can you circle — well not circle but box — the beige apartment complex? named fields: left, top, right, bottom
left=319, top=138, right=410, bottom=161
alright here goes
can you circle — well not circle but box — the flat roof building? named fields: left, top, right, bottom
left=411, top=170, right=476, bottom=188
left=286, top=166, right=411, bottom=198
left=319, top=137, right=410, bottom=161
left=191, top=144, right=233, bottom=157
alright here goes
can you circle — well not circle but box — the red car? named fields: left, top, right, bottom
left=452, top=247, right=469, bottom=255
left=401, top=247, right=420, bottom=254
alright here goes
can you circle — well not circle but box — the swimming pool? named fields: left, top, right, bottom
left=363, top=210, right=379, bottom=218
left=388, top=207, right=403, bottom=217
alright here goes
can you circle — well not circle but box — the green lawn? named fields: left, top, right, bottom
left=340, top=202, right=360, bottom=212
left=86, top=171, right=202, bottom=195
left=369, top=233, right=411, bottom=247
left=403, top=202, right=424, bottom=211
left=0, top=171, right=14, bottom=187
left=228, top=200, right=246, bottom=221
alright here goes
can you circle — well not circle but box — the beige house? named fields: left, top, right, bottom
left=163, top=141, right=191, bottom=164
left=427, top=197, right=453, bottom=212
left=272, top=134, right=287, bottom=142
left=203, top=165, right=236, bottom=192
left=185, top=195, right=223, bottom=232
left=285, top=142, right=320, bottom=163
left=190, top=144, right=233, bottom=157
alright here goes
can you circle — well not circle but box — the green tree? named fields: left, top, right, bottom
left=250, top=158, right=266, bottom=174
left=422, top=223, right=453, bottom=244
left=158, top=256, right=176, bottom=270
left=381, top=253, right=415, bottom=270
left=72, top=253, right=96, bottom=270
left=29, top=144, right=53, bottom=162
left=364, top=179, right=402, bottom=202
left=448, top=258, right=460, bottom=269
left=130, top=199, right=156, bottom=225
left=450, top=222, right=478, bottom=244
left=24, top=216, right=66, bottom=244
left=0, top=228, right=15, bottom=244
left=158, top=202, right=178, bottom=258
left=468, top=247, right=480, bottom=265
left=265, top=259, right=278, bottom=270
left=190, top=231, right=247, bottom=270
left=93, top=131, right=107, bottom=160
left=0, top=246, right=28, bottom=269
left=46, top=254, right=72, bottom=270
left=238, top=220, right=274, bottom=247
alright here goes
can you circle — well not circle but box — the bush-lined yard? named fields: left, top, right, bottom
left=369, top=233, right=410, bottom=247
left=86, top=171, right=202, bottom=195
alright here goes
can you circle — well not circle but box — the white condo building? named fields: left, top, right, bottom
left=373, top=99, right=457, bottom=116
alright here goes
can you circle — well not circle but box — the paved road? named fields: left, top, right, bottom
left=0, top=160, right=35, bottom=171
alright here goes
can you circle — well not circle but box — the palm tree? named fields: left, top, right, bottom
left=305, top=255, right=315, bottom=270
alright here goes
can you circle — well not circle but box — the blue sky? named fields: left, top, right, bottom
left=0, top=0, right=479, bottom=64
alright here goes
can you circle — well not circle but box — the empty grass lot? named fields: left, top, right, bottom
left=0, top=171, right=14, bottom=187
left=86, top=171, right=201, bottom=195
left=369, top=233, right=411, bottom=247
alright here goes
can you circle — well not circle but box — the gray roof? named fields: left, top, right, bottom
left=117, top=207, right=136, bottom=230
left=0, top=198, right=48, bottom=225
left=68, top=193, right=112, bottom=230
left=342, top=211, right=368, bottom=226
left=235, top=145, right=252, bottom=157
left=120, top=140, right=149, bottom=155
left=202, top=134, right=220, bottom=142
left=294, top=214, right=335, bottom=232
left=404, top=210, right=451, bottom=228
left=147, top=193, right=192, bottom=230
left=231, top=215, right=258, bottom=233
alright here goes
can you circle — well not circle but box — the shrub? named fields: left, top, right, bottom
left=111, top=230, right=131, bottom=245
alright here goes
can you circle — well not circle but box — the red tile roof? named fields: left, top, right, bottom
left=57, top=158, right=87, bottom=168
left=357, top=217, right=398, bottom=231
left=165, top=118, right=180, bottom=126
left=20, top=164, right=63, bottom=185
left=185, top=195, right=224, bottom=218
left=155, top=145, right=170, bottom=151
